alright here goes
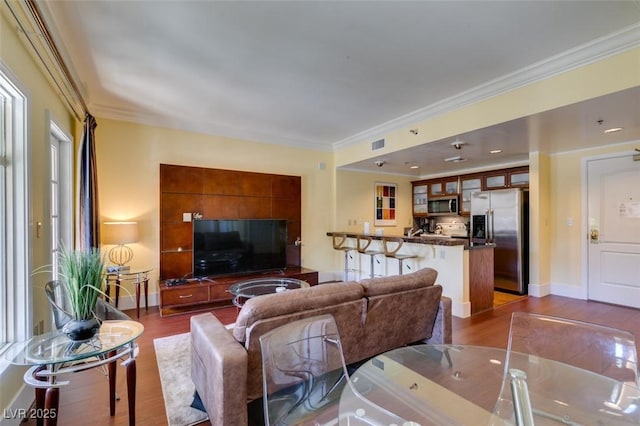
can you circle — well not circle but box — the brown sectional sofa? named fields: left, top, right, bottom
left=190, top=267, right=452, bottom=426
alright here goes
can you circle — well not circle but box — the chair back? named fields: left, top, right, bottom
left=356, top=236, right=372, bottom=253
left=259, top=314, right=349, bottom=426
left=507, top=312, right=638, bottom=384
left=45, top=280, right=74, bottom=329
left=45, top=280, right=130, bottom=330
left=332, top=234, right=350, bottom=250
left=494, top=312, right=640, bottom=425
left=382, top=237, right=403, bottom=257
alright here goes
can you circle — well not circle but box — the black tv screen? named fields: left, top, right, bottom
left=193, top=219, right=287, bottom=277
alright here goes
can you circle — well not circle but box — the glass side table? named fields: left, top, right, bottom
left=4, top=320, right=144, bottom=426
left=227, top=277, right=309, bottom=307
left=105, top=269, right=152, bottom=318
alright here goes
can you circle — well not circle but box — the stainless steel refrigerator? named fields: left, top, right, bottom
left=471, top=188, right=529, bottom=294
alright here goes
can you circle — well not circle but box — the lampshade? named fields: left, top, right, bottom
left=102, top=221, right=139, bottom=245
left=102, top=222, right=139, bottom=268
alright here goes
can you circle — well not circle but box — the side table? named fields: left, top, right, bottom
left=227, top=277, right=309, bottom=307
left=105, top=269, right=152, bottom=318
left=4, top=320, right=144, bottom=426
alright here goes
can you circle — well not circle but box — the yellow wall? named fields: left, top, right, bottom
left=95, top=118, right=336, bottom=295
left=335, top=47, right=640, bottom=167
left=335, top=169, right=414, bottom=235
left=0, top=8, right=78, bottom=412
left=549, top=140, right=639, bottom=296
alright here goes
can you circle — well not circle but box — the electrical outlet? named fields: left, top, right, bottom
left=183, top=213, right=192, bottom=222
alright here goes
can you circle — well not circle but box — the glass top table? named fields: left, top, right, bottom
left=339, top=344, right=640, bottom=425
left=227, top=277, right=310, bottom=307
left=5, top=320, right=144, bottom=426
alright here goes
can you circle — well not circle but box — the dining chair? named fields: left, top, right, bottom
left=45, top=280, right=131, bottom=329
left=506, top=311, right=638, bottom=384
left=259, top=314, right=351, bottom=425
left=495, top=312, right=639, bottom=425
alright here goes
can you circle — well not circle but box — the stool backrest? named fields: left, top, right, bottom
left=332, top=233, right=348, bottom=250
left=356, top=236, right=372, bottom=253
left=382, top=237, right=404, bottom=256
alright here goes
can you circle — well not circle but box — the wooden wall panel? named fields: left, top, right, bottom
left=273, top=197, right=301, bottom=221
left=162, top=222, right=193, bottom=251
left=162, top=193, right=203, bottom=221
left=201, top=195, right=271, bottom=218
left=202, top=169, right=240, bottom=195
left=160, top=251, right=193, bottom=279
left=238, top=172, right=272, bottom=196
left=160, top=164, right=302, bottom=279
left=272, top=175, right=301, bottom=199
left=161, top=164, right=203, bottom=193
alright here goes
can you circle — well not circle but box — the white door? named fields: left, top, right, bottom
left=587, top=153, right=640, bottom=307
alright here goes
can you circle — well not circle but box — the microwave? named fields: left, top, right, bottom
left=427, top=195, right=459, bottom=216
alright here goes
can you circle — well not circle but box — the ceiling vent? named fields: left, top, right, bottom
left=371, top=139, right=385, bottom=151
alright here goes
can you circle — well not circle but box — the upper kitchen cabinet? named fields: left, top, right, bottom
left=412, top=183, right=428, bottom=216
left=482, top=166, right=529, bottom=190
left=460, top=173, right=483, bottom=215
left=427, top=177, right=459, bottom=197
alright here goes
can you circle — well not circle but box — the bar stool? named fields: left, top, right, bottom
left=332, top=233, right=357, bottom=281
left=357, top=236, right=384, bottom=279
left=383, top=237, right=418, bottom=276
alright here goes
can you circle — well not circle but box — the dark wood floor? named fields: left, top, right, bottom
left=20, top=294, right=640, bottom=426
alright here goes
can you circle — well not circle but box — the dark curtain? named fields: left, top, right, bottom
left=78, top=113, right=100, bottom=250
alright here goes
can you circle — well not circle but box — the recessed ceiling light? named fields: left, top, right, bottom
left=490, top=149, right=503, bottom=154
left=410, top=165, right=419, bottom=169
left=604, top=127, right=623, bottom=134
left=444, top=156, right=464, bottom=163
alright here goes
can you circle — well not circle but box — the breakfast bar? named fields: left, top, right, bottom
left=327, top=232, right=494, bottom=318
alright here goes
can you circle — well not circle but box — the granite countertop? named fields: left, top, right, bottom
left=327, top=231, right=496, bottom=250
left=327, top=231, right=468, bottom=247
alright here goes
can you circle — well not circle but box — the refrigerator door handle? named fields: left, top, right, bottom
left=489, top=209, right=495, bottom=243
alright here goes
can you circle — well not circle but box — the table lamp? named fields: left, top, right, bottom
left=102, top=221, right=139, bottom=271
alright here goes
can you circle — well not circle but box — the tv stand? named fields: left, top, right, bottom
left=158, top=266, right=318, bottom=316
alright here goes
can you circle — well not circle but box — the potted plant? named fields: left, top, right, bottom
left=56, top=247, right=106, bottom=341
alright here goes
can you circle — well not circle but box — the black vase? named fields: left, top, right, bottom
left=62, top=318, right=100, bottom=341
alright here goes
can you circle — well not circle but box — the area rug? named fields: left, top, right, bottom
left=154, top=332, right=209, bottom=426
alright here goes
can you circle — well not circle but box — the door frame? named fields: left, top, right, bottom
left=581, top=147, right=640, bottom=301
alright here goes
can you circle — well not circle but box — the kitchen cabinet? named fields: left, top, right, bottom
left=413, top=184, right=428, bottom=216
left=460, top=174, right=483, bottom=215
left=427, top=177, right=459, bottom=197
left=483, top=166, right=529, bottom=190
left=411, top=166, right=528, bottom=217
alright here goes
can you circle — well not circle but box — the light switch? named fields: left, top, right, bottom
left=183, top=213, right=192, bottom=222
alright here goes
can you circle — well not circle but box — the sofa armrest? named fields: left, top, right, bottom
left=423, top=296, right=452, bottom=344
left=191, top=313, right=248, bottom=426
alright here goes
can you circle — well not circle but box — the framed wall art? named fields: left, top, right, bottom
left=374, top=182, right=396, bottom=226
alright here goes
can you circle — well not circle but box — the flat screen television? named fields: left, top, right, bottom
left=193, top=219, right=287, bottom=278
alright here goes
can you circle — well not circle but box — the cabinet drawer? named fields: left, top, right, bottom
left=162, top=286, right=209, bottom=306
left=210, top=285, right=232, bottom=301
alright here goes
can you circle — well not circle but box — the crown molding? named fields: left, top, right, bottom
left=91, top=104, right=333, bottom=152
left=333, top=23, right=640, bottom=151
left=2, top=0, right=86, bottom=120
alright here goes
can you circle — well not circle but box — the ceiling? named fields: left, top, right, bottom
left=39, top=1, right=640, bottom=176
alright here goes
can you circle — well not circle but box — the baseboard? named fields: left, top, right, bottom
left=527, top=282, right=551, bottom=297
left=112, top=292, right=160, bottom=311
left=0, top=382, right=33, bottom=426
left=549, top=282, right=587, bottom=299
left=452, top=300, right=471, bottom=319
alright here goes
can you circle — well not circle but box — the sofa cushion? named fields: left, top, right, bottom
left=359, top=267, right=438, bottom=297
left=232, top=281, right=364, bottom=342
